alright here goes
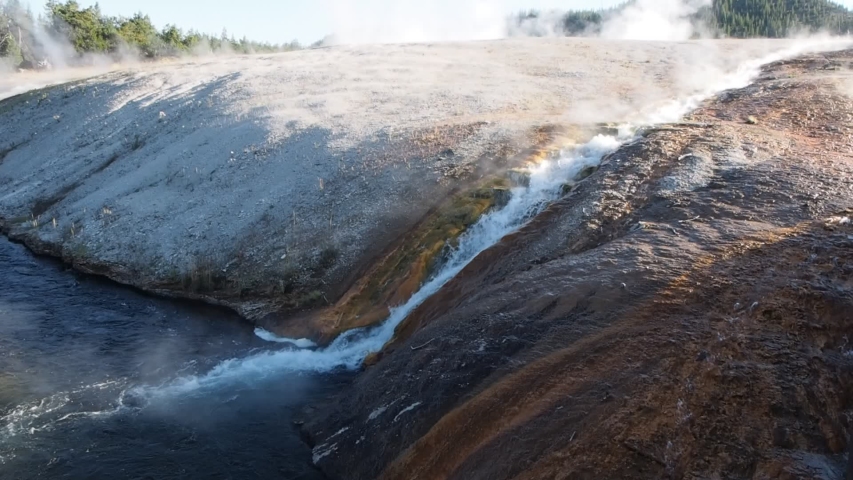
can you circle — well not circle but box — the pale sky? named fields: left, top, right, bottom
left=22, top=0, right=853, bottom=45
left=21, top=1, right=630, bottom=45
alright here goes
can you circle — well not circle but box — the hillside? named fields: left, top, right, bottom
left=0, top=38, right=795, bottom=339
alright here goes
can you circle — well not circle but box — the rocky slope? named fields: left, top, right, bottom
left=0, top=38, right=793, bottom=340
left=301, top=50, right=853, bottom=479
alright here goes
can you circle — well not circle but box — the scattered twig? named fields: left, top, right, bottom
left=678, top=216, right=701, bottom=224
left=411, top=338, right=436, bottom=351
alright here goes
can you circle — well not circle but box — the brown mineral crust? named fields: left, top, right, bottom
left=303, top=49, right=853, bottom=480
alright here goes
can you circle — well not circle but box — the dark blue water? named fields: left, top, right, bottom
left=0, top=237, right=340, bottom=479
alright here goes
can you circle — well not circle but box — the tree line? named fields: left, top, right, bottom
left=712, top=0, right=853, bottom=37
left=515, top=0, right=853, bottom=38
left=5, top=0, right=852, bottom=69
left=1, top=0, right=300, bottom=68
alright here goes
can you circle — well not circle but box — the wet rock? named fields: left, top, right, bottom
left=507, top=168, right=531, bottom=187
left=595, top=123, right=621, bottom=137
left=492, top=187, right=512, bottom=209
left=658, top=151, right=713, bottom=197
left=575, top=165, right=598, bottom=181
left=773, top=426, right=794, bottom=449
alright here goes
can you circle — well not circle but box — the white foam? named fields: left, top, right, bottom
left=393, top=402, right=423, bottom=423
left=0, top=380, right=127, bottom=443
left=367, top=405, right=389, bottom=422
left=254, top=328, right=318, bottom=348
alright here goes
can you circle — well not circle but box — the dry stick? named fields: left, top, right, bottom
left=410, top=338, right=436, bottom=351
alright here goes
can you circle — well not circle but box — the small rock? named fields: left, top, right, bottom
left=746, top=115, right=759, bottom=125
left=772, top=426, right=793, bottom=448
left=507, top=169, right=530, bottom=187
left=492, top=187, right=512, bottom=208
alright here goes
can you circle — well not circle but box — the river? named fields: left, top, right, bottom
left=0, top=237, right=345, bottom=479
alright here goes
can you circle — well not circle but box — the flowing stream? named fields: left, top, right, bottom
left=0, top=238, right=349, bottom=478
left=1, top=39, right=847, bottom=479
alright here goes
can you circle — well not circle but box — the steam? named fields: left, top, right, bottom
left=29, top=19, right=75, bottom=69
left=320, top=0, right=711, bottom=45
left=1, top=2, right=74, bottom=69
left=632, top=35, right=853, bottom=126
left=323, top=0, right=506, bottom=45
left=600, top=0, right=711, bottom=41
left=0, top=3, right=130, bottom=100
left=508, top=10, right=566, bottom=38
left=254, top=328, right=317, bottom=348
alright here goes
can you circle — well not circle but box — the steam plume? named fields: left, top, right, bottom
left=600, top=0, right=712, bottom=41
left=323, top=0, right=506, bottom=45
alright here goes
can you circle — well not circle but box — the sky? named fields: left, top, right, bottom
left=20, top=0, right=629, bottom=45
left=22, top=0, right=853, bottom=45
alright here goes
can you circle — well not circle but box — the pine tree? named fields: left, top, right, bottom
left=1, top=0, right=291, bottom=65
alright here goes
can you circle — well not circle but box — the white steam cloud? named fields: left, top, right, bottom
left=508, top=10, right=566, bottom=38
left=321, top=0, right=715, bottom=45
left=600, top=0, right=711, bottom=41
left=323, top=0, right=506, bottom=45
